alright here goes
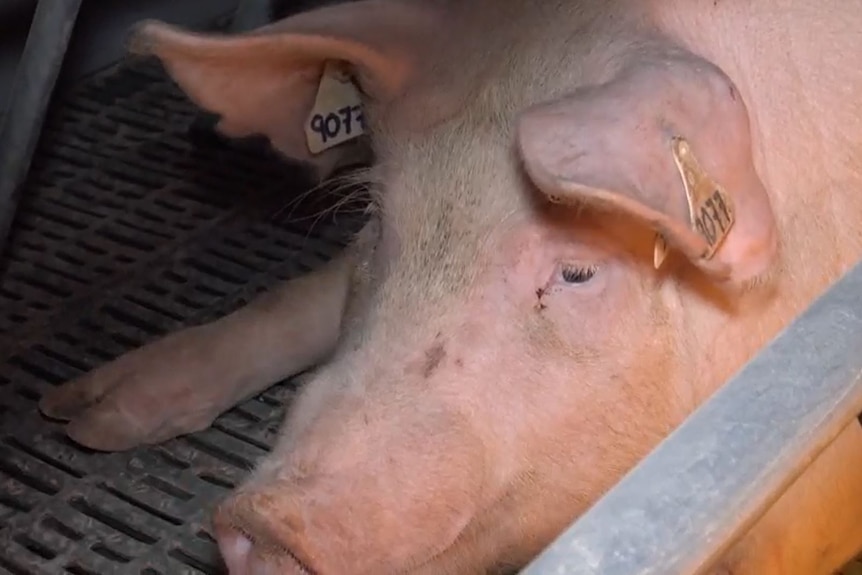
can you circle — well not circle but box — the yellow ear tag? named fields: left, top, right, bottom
left=653, top=233, right=669, bottom=270
left=670, top=136, right=736, bottom=260
left=304, top=61, right=367, bottom=155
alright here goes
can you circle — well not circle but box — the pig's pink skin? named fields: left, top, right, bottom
left=40, top=1, right=862, bottom=573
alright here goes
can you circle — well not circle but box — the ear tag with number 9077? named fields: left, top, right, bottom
left=304, top=61, right=367, bottom=155
left=654, top=136, right=737, bottom=270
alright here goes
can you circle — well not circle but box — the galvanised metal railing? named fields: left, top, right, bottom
left=0, top=0, right=82, bottom=259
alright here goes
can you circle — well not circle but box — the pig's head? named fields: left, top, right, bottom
left=131, top=2, right=780, bottom=573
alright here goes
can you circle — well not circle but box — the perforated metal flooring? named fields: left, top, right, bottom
left=0, top=54, right=367, bottom=574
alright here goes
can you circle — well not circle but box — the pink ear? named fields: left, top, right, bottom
left=128, top=0, right=438, bottom=181
left=517, top=45, right=778, bottom=285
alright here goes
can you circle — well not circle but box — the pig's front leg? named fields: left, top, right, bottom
left=38, top=248, right=356, bottom=452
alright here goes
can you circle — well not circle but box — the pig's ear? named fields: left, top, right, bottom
left=516, top=48, right=778, bottom=285
left=127, top=1, right=436, bottom=180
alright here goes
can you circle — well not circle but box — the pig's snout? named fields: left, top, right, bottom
left=214, top=526, right=256, bottom=573
left=214, top=491, right=319, bottom=575
left=211, top=402, right=488, bottom=574
left=214, top=526, right=281, bottom=575
left=217, top=528, right=314, bottom=574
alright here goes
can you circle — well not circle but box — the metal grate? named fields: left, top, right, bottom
left=0, top=52, right=367, bottom=574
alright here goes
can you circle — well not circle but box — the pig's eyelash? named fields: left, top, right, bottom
left=560, top=264, right=597, bottom=284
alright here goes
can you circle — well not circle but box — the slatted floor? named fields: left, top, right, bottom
left=0, top=53, right=366, bottom=574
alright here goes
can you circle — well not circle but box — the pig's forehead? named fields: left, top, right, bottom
left=366, top=95, right=623, bottom=276
left=370, top=3, right=637, bottom=138
left=347, top=117, right=524, bottom=310
left=357, top=7, right=654, bottom=286
left=370, top=111, right=530, bottom=249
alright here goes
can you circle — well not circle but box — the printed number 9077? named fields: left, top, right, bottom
left=310, top=105, right=365, bottom=144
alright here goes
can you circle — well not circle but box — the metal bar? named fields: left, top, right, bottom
left=520, top=259, right=862, bottom=575
left=0, top=0, right=82, bottom=259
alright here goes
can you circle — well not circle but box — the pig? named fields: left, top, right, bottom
left=37, top=0, right=862, bottom=573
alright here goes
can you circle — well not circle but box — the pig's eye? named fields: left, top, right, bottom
left=560, top=264, right=597, bottom=285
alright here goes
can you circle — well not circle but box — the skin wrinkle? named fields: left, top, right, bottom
left=421, top=340, right=447, bottom=378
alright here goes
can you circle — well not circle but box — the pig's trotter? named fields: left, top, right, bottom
left=38, top=249, right=356, bottom=451
left=39, top=324, right=235, bottom=451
